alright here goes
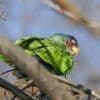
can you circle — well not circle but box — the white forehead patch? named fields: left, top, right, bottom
left=71, top=39, right=76, bottom=44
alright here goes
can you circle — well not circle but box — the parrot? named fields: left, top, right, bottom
left=0, top=33, right=80, bottom=78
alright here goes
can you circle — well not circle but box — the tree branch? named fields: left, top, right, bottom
left=52, top=75, right=100, bottom=99
left=43, top=0, right=100, bottom=37
left=0, top=77, right=34, bottom=100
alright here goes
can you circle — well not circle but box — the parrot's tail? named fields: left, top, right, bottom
left=0, top=54, right=9, bottom=62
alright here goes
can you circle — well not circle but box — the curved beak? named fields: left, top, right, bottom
left=71, top=46, right=80, bottom=56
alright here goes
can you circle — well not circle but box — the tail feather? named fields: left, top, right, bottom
left=0, top=54, right=9, bottom=62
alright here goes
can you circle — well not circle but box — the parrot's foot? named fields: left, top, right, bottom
left=66, top=77, right=72, bottom=82
left=63, top=75, right=72, bottom=82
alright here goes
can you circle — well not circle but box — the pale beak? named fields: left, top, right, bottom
left=71, top=46, right=80, bottom=56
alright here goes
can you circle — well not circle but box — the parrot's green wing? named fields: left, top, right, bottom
left=16, top=36, right=74, bottom=75
left=0, top=36, right=39, bottom=63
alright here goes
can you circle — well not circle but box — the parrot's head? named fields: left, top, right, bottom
left=49, top=33, right=80, bottom=56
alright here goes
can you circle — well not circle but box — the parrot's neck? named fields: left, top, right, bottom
left=49, top=35, right=64, bottom=46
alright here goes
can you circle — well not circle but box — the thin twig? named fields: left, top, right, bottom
left=0, top=77, right=34, bottom=100
left=12, top=80, right=36, bottom=100
left=4, top=89, right=9, bottom=100
left=53, top=75, right=100, bottom=99
left=0, top=68, right=16, bottom=75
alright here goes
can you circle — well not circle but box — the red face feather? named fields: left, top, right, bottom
left=64, top=39, right=76, bottom=49
left=64, top=39, right=79, bottom=56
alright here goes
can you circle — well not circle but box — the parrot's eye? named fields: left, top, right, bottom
left=65, top=40, right=71, bottom=47
left=65, top=40, right=69, bottom=45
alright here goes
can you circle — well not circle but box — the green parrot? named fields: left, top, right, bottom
left=0, top=33, right=79, bottom=77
